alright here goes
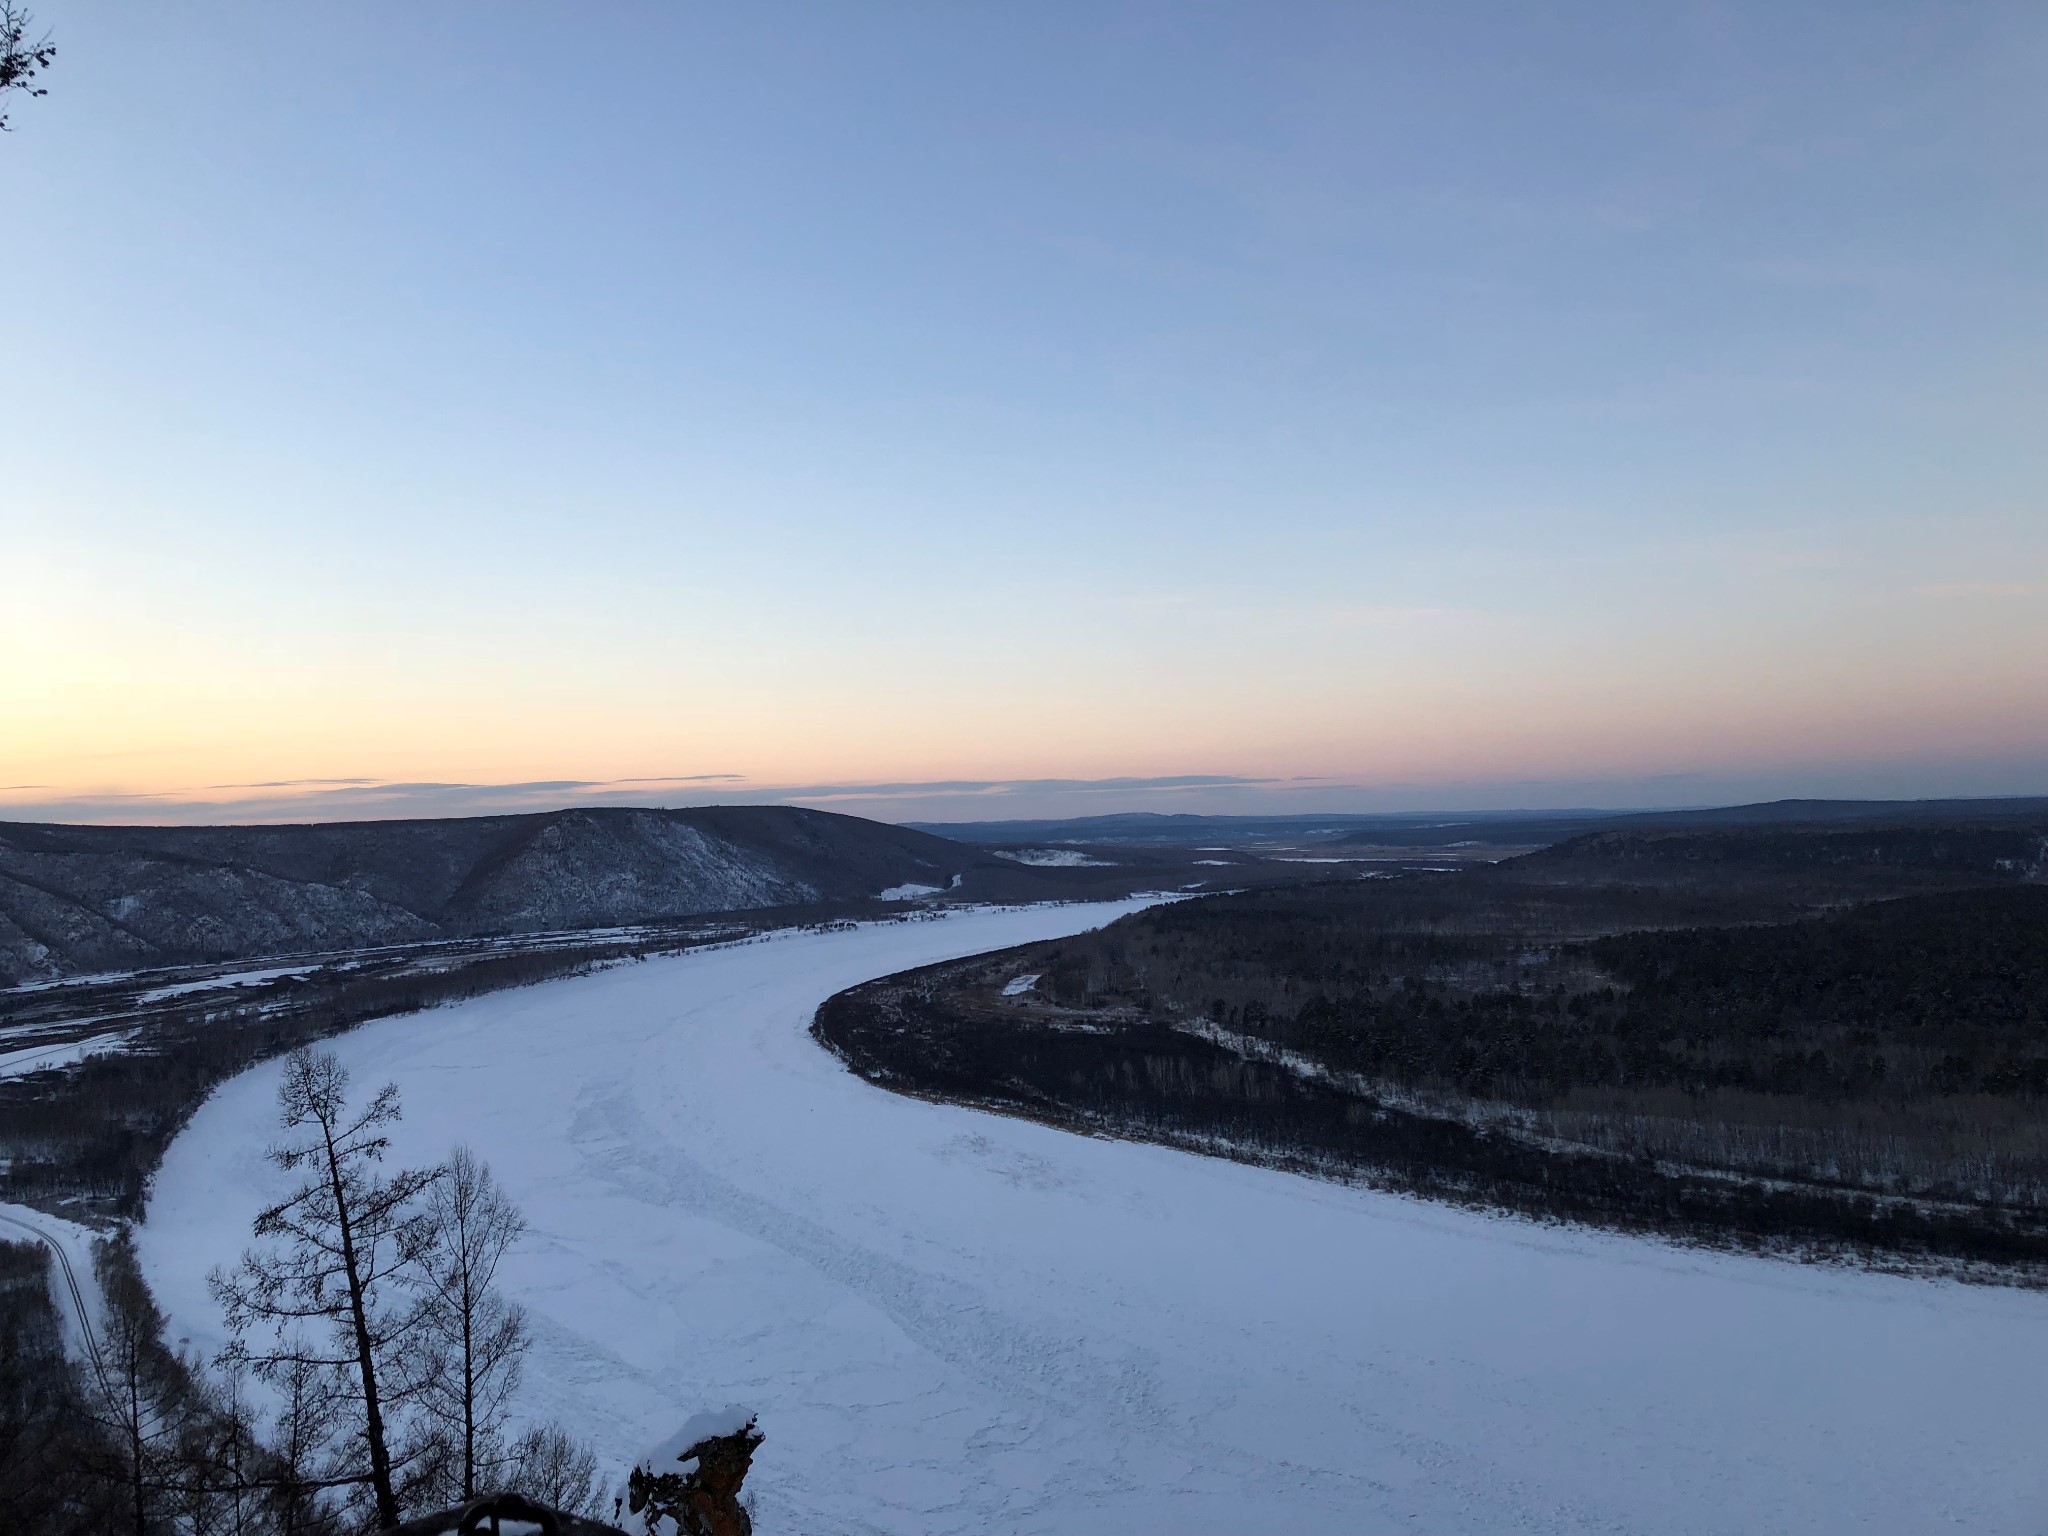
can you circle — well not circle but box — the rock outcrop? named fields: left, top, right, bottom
left=626, top=1411, right=765, bottom=1536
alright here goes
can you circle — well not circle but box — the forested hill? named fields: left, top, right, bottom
left=1521, top=818, right=2048, bottom=885
left=0, top=806, right=970, bottom=984
left=817, top=818, right=2048, bottom=1270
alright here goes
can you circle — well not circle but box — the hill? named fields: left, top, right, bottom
left=1519, top=815, right=2048, bottom=890
left=0, top=806, right=970, bottom=985
left=905, top=809, right=1614, bottom=847
left=1326, top=796, right=2048, bottom=850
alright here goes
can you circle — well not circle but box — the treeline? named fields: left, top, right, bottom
left=1030, top=876, right=1787, bottom=1014
left=1584, top=886, right=2048, bottom=1098
left=1529, top=820, right=2048, bottom=879
left=1034, top=880, right=2048, bottom=1100
left=1187, top=886, right=2048, bottom=1109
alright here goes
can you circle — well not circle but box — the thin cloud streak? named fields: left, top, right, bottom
left=5, top=761, right=2047, bottom=828
left=772, top=775, right=1287, bottom=801
left=203, top=777, right=383, bottom=790
left=0, top=773, right=1295, bottom=826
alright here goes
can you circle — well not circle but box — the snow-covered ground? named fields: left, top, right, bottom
left=0, top=1201, right=106, bottom=1360
left=0, top=1029, right=135, bottom=1078
left=992, top=849, right=1115, bottom=867
left=138, top=903, right=2048, bottom=1535
left=136, top=965, right=323, bottom=1004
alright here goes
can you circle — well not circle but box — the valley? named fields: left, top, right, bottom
left=821, top=814, right=2048, bottom=1270
left=132, top=901, right=2048, bottom=1535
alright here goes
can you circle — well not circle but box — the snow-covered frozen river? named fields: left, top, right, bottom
left=141, top=901, right=2048, bottom=1534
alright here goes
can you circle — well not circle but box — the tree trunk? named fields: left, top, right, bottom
left=461, top=1281, right=476, bottom=1501
left=325, top=1121, right=399, bottom=1528
left=128, top=1364, right=147, bottom=1536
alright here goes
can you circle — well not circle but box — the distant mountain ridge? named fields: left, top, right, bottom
left=914, top=797, right=2048, bottom=850
left=904, top=809, right=1617, bottom=846
left=0, top=806, right=968, bottom=985
left=1521, top=817, right=2048, bottom=886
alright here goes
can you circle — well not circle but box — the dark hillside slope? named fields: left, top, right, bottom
left=0, top=806, right=970, bottom=984
left=1317, top=798, right=2048, bottom=851
left=1518, top=818, right=2048, bottom=890
left=1608, top=796, right=2048, bottom=829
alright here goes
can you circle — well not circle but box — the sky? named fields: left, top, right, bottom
left=3, top=2, right=2045, bottom=826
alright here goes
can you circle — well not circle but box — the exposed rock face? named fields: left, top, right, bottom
left=626, top=1416, right=764, bottom=1536
left=0, top=806, right=966, bottom=984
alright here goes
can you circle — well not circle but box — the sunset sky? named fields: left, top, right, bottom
left=4, top=3, right=2045, bottom=824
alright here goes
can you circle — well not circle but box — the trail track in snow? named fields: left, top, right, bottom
left=0, top=1201, right=109, bottom=1396
left=139, top=903, right=2048, bottom=1535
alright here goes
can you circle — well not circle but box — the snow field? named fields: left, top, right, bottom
left=137, top=902, right=2048, bottom=1535
left=136, top=966, right=324, bottom=1004
left=0, top=1030, right=136, bottom=1079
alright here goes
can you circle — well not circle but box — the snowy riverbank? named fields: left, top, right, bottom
left=138, top=901, right=2048, bottom=1534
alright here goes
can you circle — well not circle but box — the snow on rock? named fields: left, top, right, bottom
left=1000, top=973, right=1041, bottom=997
left=136, top=902, right=2048, bottom=1536
left=628, top=1405, right=765, bottom=1536
left=635, top=1406, right=758, bottom=1474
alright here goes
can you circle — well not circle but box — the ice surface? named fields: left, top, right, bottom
left=999, top=973, right=1040, bottom=997
left=876, top=883, right=945, bottom=901
left=137, top=902, right=2048, bottom=1535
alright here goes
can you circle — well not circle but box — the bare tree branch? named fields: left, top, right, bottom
left=0, top=1, right=54, bottom=131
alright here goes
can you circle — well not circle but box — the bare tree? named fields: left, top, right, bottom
left=188, top=1353, right=266, bottom=1536
left=210, top=1048, right=441, bottom=1529
left=0, top=1, right=53, bottom=129
left=82, top=1236, right=203, bottom=1536
left=76, top=1236, right=312, bottom=1536
left=508, top=1422, right=602, bottom=1517
left=417, top=1145, right=529, bottom=1501
left=265, top=1349, right=345, bottom=1536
